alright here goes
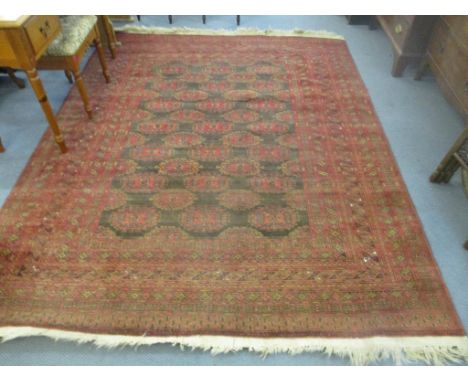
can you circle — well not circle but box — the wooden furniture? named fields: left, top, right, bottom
left=0, top=15, right=67, bottom=153
left=345, top=15, right=377, bottom=30
left=110, top=16, right=133, bottom=22
left=430, top=127, right=468, bottom=249
left=377, top=16, right=437, bottom=77
left=0, top=67, right=25, bottom=88
left=97, top=16, right=118, bottom=59
left=420, top=17, right=468, bottom=250
left=415, top=16, right=468, bottom=120
left=37, top=16, right=110, bottom=119
left=431, top=127, right=468, bottom=183
left=0, top=66, right=26, bottom=153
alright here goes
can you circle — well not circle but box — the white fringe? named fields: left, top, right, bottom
left=113, top=25, right=345, bottom=40
left=0, top=326, right=467, bottom=365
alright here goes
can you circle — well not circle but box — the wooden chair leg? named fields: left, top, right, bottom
left=64, top=70, right=73, bottom=83
left=101, top=16, right=118, bottom=59
left=69, top=58, right=93, bottom=119
left=94, top=26, right=111, bottom=83
left=430, top=129, right=468, bottom=183
left=0, top=137, right=5, bottom=153
left=6, top=68, right=25, bottom=89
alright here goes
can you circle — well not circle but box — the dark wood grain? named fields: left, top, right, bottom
left=426, top=16, right=468, bottom=119
left=377, top=16, right=437, bottom=76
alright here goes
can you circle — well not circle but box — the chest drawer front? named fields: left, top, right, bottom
left=24, top=15, right=60, bottom=58
left=441, top=16, right=468, bottom=52
left=429, top=19, right=468, bottom=113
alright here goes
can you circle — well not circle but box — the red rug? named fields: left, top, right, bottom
left=0, top=31, right=466, bottom=364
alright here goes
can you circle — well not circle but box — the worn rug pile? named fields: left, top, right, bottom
left=0, top=29, right=467, bottom=364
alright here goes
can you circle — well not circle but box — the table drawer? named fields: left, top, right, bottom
left=379, top=16, right=412, bottom=48
left=24, top=15, right=60, bottom=57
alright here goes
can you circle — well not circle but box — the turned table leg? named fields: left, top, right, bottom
left=25, top=68, right=67, bottom=153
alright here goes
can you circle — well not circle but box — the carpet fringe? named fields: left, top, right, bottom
left=0, top=326, right=467, bottom=365
left=113, top=25, right=345, bottom=40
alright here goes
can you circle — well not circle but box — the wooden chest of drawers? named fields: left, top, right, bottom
left=377, top=16, right=437, bottom=76
left=423, top=16, right=468, bottom=119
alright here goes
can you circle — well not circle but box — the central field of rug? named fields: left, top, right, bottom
left=0, top=31, right=466, bottom=363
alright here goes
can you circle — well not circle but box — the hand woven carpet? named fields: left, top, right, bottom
left=0, top=29, right=467, bottom=365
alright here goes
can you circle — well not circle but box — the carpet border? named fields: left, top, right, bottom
left=0, top=326, right=467, bottom=365
left=113, top=26, right=345, bottom=40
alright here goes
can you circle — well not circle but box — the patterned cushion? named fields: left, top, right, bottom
left=46, top=16, right=97, bottom=56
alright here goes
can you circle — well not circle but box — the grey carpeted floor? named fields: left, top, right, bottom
left=0, top=16, right=466, bottom=365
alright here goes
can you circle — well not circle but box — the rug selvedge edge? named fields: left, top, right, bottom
left=0, top=326, right=467, bottom=365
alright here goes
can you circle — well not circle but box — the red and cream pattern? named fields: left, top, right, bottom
left=0, top=33, right=464, bottom=342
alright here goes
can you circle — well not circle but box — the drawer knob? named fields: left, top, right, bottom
left=394, top=24, right=403, bottom=34
left=39, top=26, right=48, bottom=37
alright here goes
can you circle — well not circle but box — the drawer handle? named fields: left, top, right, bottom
left=39, top=26, right=48, bottom=38
left=394, top=24, right=403, bottom=34
left=39, top=20, right=51, bottom=38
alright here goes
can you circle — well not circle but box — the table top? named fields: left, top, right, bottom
left=0, top=15, right=30, bottom=28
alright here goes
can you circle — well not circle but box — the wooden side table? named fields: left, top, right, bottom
left=377, top=16, right=437, bottom=77
left=0, top=15, right=68, bottom=153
